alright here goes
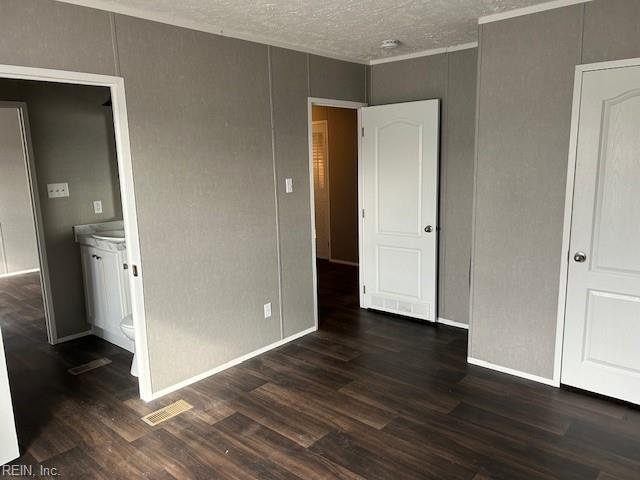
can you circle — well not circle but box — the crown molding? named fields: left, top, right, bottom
left=368, top=42, right=478, bottom=66
left=478, top=0, right=591, bottom=25
left=56, top=0, right=581, bottom=67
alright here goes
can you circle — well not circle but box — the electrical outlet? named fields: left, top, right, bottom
left=285, top=178, right=293, bottom=193
left=47, top=183, right=69, bottom=198
left=93, top=200, right=103, bottom=214
left=263, top=302, right=272, bottom=319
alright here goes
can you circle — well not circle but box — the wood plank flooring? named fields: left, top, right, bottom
left=2, top=263, right=639, bottom=479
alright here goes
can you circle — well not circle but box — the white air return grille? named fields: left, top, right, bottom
left=398, top=301, right=412, bottom=313
left=384, top=298, right=398, bottom=310
left=67, top=357, right=111, bottom=375
left=141, top=400, right=193, bottom=426
left=370, top=295, right=430, bottom=320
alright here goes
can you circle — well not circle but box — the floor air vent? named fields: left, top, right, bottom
left=142, top=400, right=193, bottom=426
left=67, top=357, right=112, bottom=375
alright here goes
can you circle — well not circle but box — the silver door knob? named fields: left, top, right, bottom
left=424, top=225, right=433, bottom=233
left=573, top=252, right=587, bottom=263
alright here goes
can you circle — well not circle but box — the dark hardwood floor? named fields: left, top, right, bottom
left=2, top=263, right=639, bottom=479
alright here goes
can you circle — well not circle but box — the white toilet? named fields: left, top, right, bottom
left=120, top=315, right=138, bottom=377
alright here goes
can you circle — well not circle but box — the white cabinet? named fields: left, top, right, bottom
left=80, top=244, right=133, bottom=352
left=80, top=245, right=98, bottom=325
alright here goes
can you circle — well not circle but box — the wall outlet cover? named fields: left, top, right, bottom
left=285, top=178, right=293, bottom=193
left=263, top=302, right=272, bottom=319
left=93, top=200, right=103, bottom=214
left=47, top=182, right=69, bottom=198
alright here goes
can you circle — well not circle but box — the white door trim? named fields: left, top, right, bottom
left=0, top=64, right=152, bottom=401
left=554, top=56, right=640, bottom=389
left=307, top=97, right=367, bottom=328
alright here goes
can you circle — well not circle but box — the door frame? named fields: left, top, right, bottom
left=0, top=101, right=57, bottom=340
left=307, top=97, right=367, bottom=326
left=554, top=56, right=640, bottom=388
left=311, top=119, right=331, bottom=259
left=0, top=64, right=152, bottom=401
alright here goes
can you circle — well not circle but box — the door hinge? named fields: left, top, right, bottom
left=132, top=265, right=139, bottom=277
left=362, top=209, right=365, bottom=219
left=363, top=285, right=366, bottom=294
left=361, top=127, right=364, bottom=137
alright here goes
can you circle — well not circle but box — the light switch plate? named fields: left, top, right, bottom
left=93, top=200, right=103, bottom=214
left=263, top=302, right=272, bottom=319
left=285, top=178, right=293, bottom=193
left=47, top=183, right=69, bottom=198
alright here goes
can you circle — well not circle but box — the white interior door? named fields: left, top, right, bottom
left=561, top=64, right=640, bottom=404
left=312, top=121, right=331, bottom=259
left=361, top=100, right=439, bottom=321
left=0, top=328, right=19, bottom=465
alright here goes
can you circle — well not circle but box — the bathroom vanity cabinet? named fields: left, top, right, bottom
left=75, top=221, right=133, bottom=352
left=80, top=245, right=132, bottom=348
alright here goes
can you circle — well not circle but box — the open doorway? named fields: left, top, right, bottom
left=0, top=67, right=150, bottom=465
left=308, top=99, right=364, bottom=322
left=309, top=98, right=440, bottom=327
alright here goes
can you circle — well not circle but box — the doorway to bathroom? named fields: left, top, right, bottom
left=0, top=65, right=150, bottom=466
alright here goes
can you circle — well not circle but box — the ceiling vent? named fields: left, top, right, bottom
left=380, top=39, right=401, bottom=49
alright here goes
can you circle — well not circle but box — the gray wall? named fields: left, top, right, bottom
left=470, top=0, right=640, bottom=380
left=0, top=0, right=365, bottom=393
left=0, top=107, right=39, bottom=274
left=0, top=0, right=116, bottom=75
left=310, top=55, right=367, bottom=103
left=369, top=48, right=478, bottom=325
left=115, top=18, right=283, bottom=391
left=312, top=105, right=359, bottom=264
left=270, top=47, right=317, bottom=339
left=0, top=80, right=123, bottom=338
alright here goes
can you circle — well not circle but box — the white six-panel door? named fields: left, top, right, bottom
left=361, top=100, right=439, bottom=321
left=561, top=64, right=640, bottom=405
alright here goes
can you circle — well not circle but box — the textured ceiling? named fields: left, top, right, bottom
left=57, top=0, right=560, bottom=62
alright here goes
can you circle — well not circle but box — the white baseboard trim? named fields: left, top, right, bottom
left=467, top=357, right=559, bottom=387
left=437, top=317, right=469, bottom=330
left=0, top=268, right=39, bottom=279
left=56, top=329, right=93, bottom=343
left=149, top=325, right=317, bottom=401
left=329, top=259, right=359, bottom=267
